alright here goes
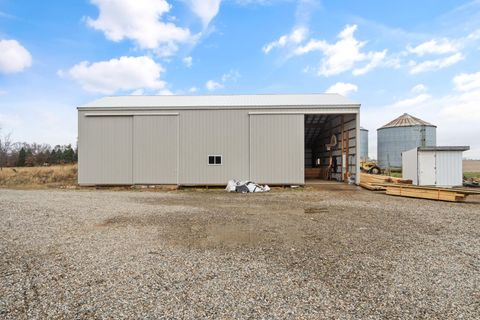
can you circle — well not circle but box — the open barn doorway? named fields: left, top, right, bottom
left=304, top=114, right=358, bottom=183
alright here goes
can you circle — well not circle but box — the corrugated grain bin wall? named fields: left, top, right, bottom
left=377, top=113, right=436, bottom=169
left=360, top=127, right=368, bottom=161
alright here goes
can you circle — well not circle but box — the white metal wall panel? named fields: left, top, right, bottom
left=418, top=151, right=436, bottom=185
left=133, top=115, right=178, bottom=184
left=250, top=114, right=304, bottom=184
left=78, top=116, right=133, bottom=185
left=401, top=148, right=418, bottom=185
left=435, top=151, right=463, bottom=186
left=179, top=110, right=249, bottom=185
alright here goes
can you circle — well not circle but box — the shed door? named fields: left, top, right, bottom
left=79, top=116, right=133, bottom=185
left=133, top=115, right=178, bottom=184
left=418, top=151, right=436, bottom=185
left=249, top=114, right=304, bottom=184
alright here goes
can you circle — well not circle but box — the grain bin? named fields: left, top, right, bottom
left=377, top=113, right=436, bottom=169
left=360, top=127, right=369, bottom=160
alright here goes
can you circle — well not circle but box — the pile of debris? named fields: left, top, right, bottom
left=225, top=180, right=270, bottom=193
left=463, top=176, right=480, bottom=188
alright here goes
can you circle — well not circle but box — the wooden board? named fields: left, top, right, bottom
left=359, top=183, right=386, bottom=191
left=377, top=183, right=480, bottom=195
left=385, top=185, right=467, bottom=202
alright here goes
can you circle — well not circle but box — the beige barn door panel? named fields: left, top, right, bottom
left=249, top=114, right=304, bottom=184
left=79, top=116, right=133, bottom=185
left=133, top=115, right=178, bottom=184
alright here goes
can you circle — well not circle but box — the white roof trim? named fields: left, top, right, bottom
left=78, top=94, right=360, bottom=110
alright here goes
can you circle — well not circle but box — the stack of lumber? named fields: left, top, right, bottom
left=379, top=184, right=480, bottom=202
left=360, top=173, right=412, bottom=191
left=360, top=173, right=480, bottom=202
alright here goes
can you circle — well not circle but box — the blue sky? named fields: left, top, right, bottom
left=1, top=0, right=480, bottom=158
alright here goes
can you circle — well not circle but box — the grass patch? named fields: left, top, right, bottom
left=387, top=172, right=402, bottom=178
left=464, top=172, right=480, bottom=179
left=0, top=164, right=77, bottom=188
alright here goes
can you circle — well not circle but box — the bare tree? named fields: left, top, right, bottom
left=0, top=128, right=13, bottom=171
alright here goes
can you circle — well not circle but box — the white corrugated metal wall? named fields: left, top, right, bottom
left=435, top=151, right=463, bottom=186
left=78, top=116, right=133, bottom=185
left=133, top=115, right=178, bottom=184
left=249, top=114, right=304, bottom=184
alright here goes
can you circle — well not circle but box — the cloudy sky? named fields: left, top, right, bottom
left=0, top=0, right=479, bottom=158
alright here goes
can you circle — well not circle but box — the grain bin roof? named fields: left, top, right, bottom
left=379, top=113, right=436, bottom=129
left=78, top=93, right=360, bottom=110
left=417, top=146, right=470, bottom=152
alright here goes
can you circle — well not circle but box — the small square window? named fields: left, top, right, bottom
left=208, top=155, right=222, bottom=165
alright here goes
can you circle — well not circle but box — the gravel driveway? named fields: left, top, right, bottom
left=1, top=186, right=479, bottom=319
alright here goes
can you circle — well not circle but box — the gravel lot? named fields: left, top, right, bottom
left=1, top=185, right=479, bottom=319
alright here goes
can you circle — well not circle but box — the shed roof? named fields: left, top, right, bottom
left=78, top=93, right=360, bottom=110
left=379, top=113, right=436, bottom=129
left=417, top=146, right=470, bottom=152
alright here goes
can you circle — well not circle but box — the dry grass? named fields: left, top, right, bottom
left=0, top=164, right=77, bottom=188
left=463, top=160, right=480, bottom=173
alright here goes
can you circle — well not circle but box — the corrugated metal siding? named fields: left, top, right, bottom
left=78, top=116, right=133, bottom=185
left=133, top=115, right=178, bottom=184
left=360, top=129, right=368, bottom=160
left=435, top=151, right=463, bottom=186
left=178, top=110, right=249, bottom=185
left=250, top=114, right=304, bottom=184
left=401, top=148, right=418, bottom=185
left=377, top=126, right=436, bottom=168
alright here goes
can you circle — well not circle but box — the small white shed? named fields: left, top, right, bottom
left=402, top=146, right=469, bottom=187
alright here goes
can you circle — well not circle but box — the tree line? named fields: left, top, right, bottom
left=0, top=130, right=77, bottom=169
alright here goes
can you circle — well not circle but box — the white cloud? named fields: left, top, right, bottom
left=130, top=89, right=144, bottom=95
left=86, top=0, right=192, bottom=56
left=189, top=86, right=198, bottom=93
left=353, top=50, right=387, bottom=76
left=0, top=90, right=7, bottom=96
left=390, top=93, right=431, bottom=108
left=205, top=80, right=223, bottom=91
left=409, top=52, right=464, bottom=74
left=158, top=89, right=174, bottom=95
left=407, top=39, right=459, bottom=56
left=186, top=0, right=221, bottom=28
left=183, top=56, right=193, bottom=67
left=325, top=82, right=358, bottom=96
left=294, top=25, right=387, bottom=76
left=202, top=69, right=240, bottom=92
left=453, top=71, right=480, bottom=91
left=411, top=84, right=428, bottom=93
left=0, top=39, right=32, bottom=74
left=221, top=69, right=241, bottom=82
left=263, top=27, right=308, bottom=54
left=64, top=56, right=166, bottom=94
left=235, top=0, right=280, bottom=5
